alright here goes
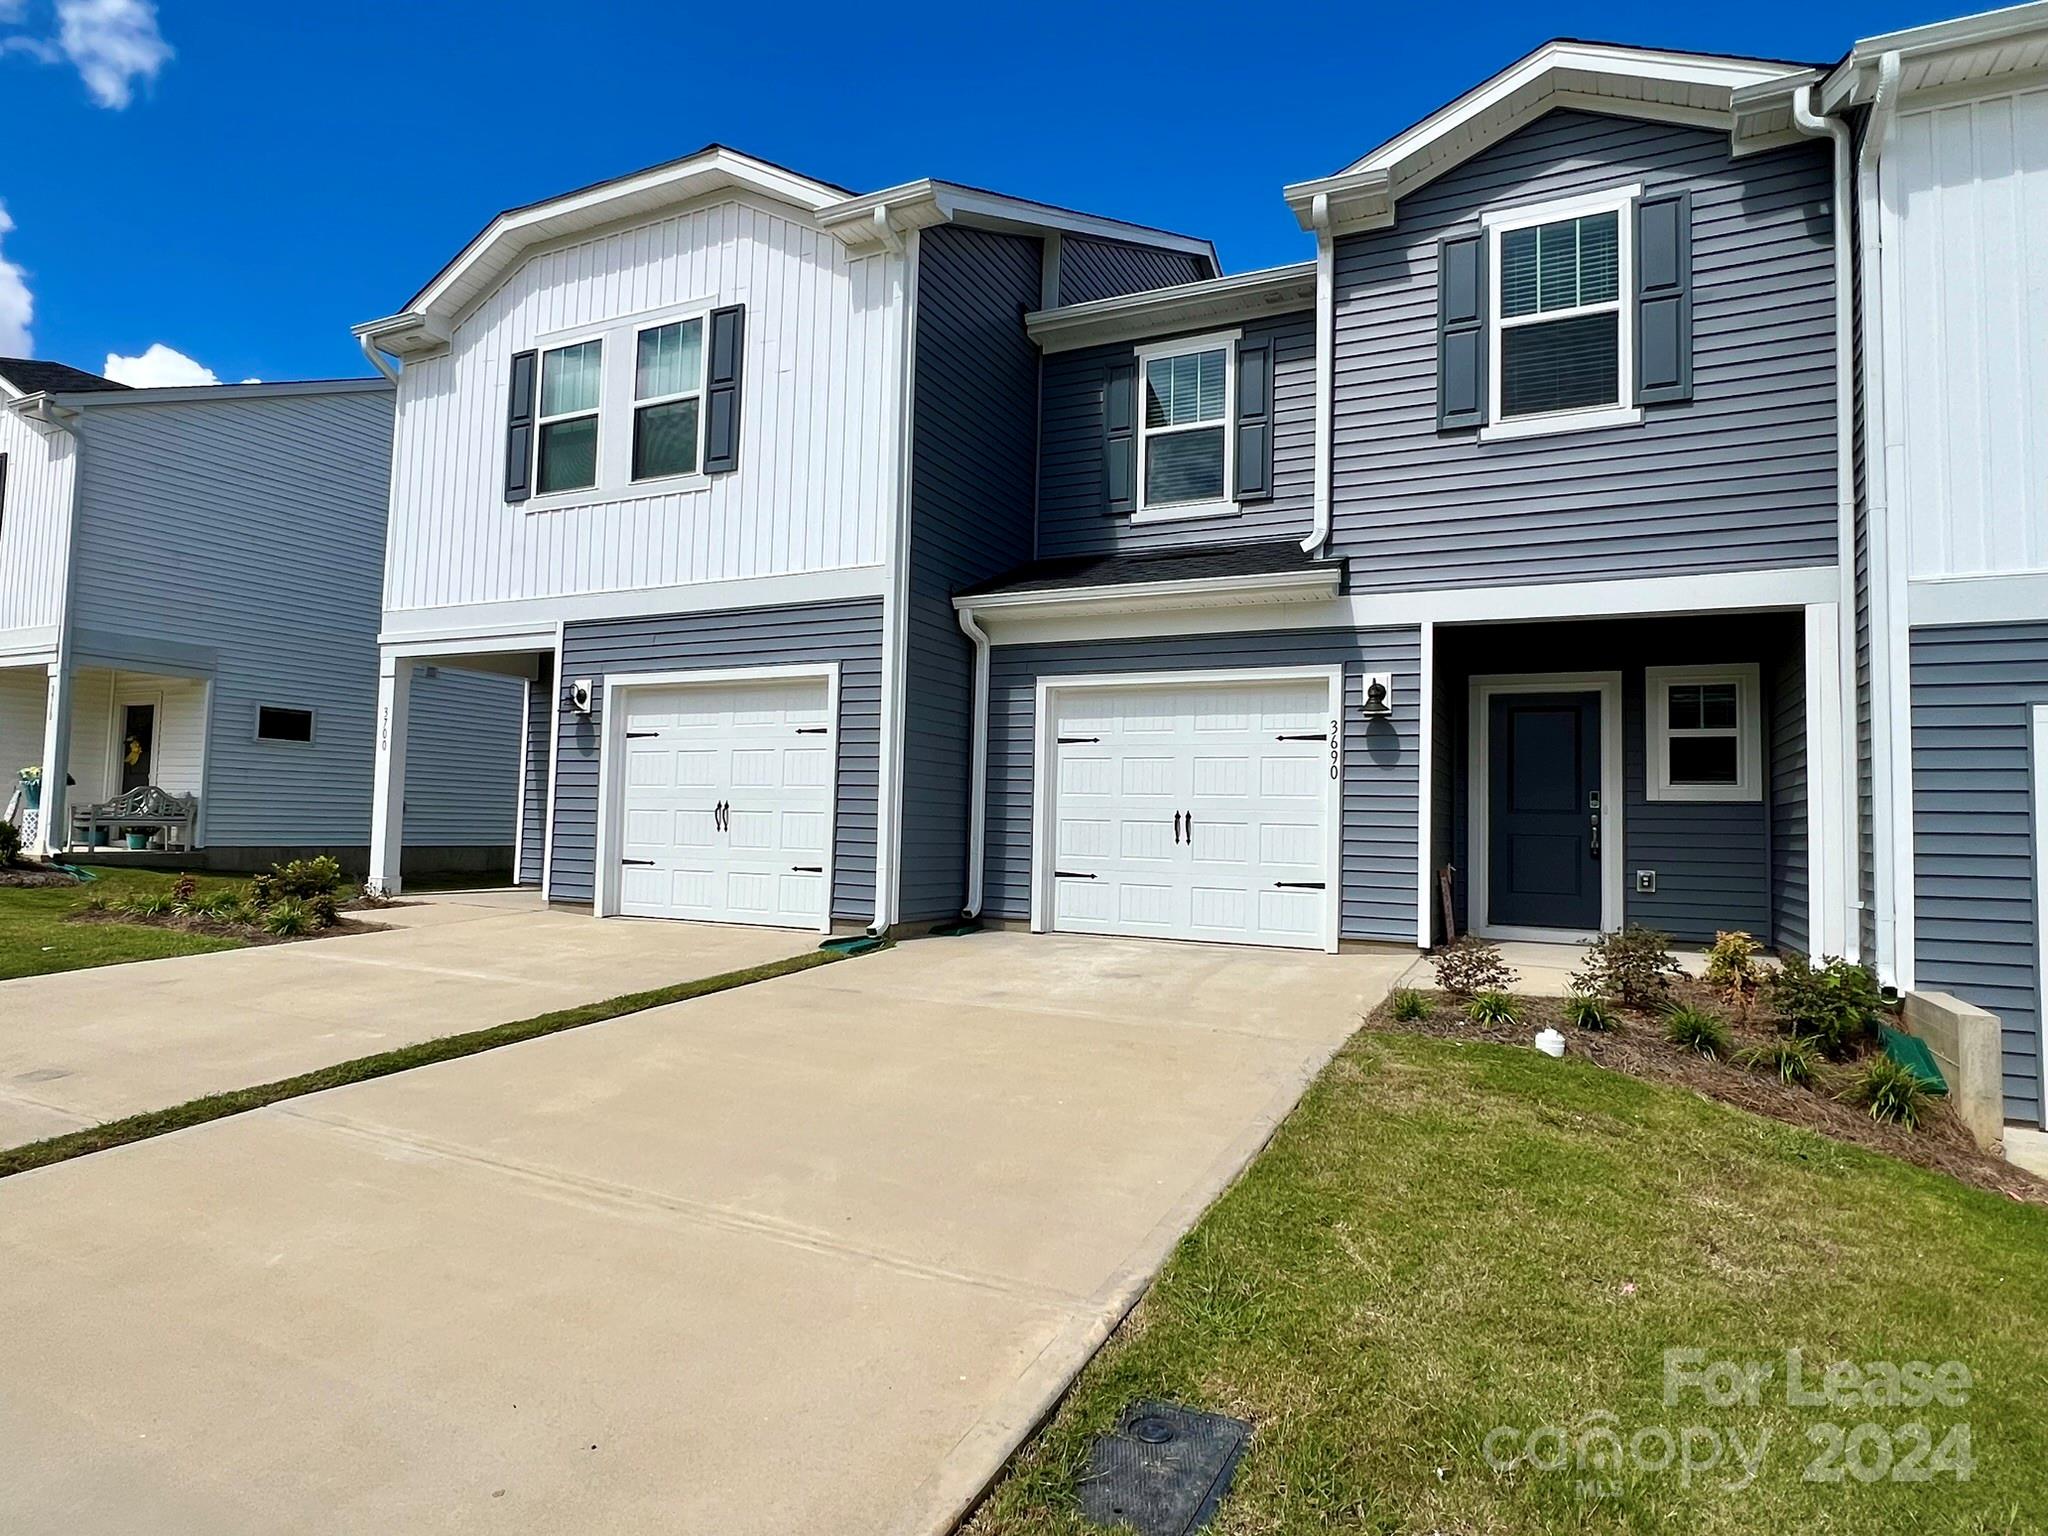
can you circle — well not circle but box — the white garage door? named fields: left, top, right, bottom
left=614, top=677, right=833, bottom=928
left=1048, top=678, right=1334, bottom=950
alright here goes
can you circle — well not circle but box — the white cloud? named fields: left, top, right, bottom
left=55, top=0, right=169, bottom=108
left=0, top=202, right=31, bottom=356
left=103, top=342, right=224, bottom=388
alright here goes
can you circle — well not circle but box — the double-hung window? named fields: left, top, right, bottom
left=632, top=317, right=705, bottom=480
left=1483, top=187, right=1638, bottom=438
left=1137, top=333, right=1235, bottom=519
left=1645, top=664, right=1761, bottom=803
left=536, top=339, right=602, bottom=494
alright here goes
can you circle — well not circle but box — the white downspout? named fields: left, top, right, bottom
left=358, top=332, right=401, bottom=384
left=1789, top=83, right=1858, bottom=962
left=957, top=602, right=990, bottom=918
left=870, top=214, right=915, bottom=936
left=1859, top=52, right=1905, bottom=985
left=1300, top=192, right=1335, bottom=556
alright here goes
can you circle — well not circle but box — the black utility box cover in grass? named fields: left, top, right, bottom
left=1077, top=1400, right=1250, bottom=1535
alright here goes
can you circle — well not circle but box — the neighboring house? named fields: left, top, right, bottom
left=1822, top=1, right=2048, bottom=1131
left=955, top=40, right=1853, bottom=963
left=0, top=362, right=520, bottom=871
left=355, top=146, right=1215, bottom=928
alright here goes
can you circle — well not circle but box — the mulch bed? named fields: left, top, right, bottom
left=69, top=907, right=390, bottom=946
left=0, top=863, right=87, bottom=889
left=1367, top=978, right=2048, bottom=1207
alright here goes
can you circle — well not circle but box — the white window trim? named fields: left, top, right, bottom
left=523, top=297, right=719, bottom=512
left=628, top=312, right=710, bottom=487
left=1133, top=328, right=1240, bottom=523
left=1480, top=183, right=1642, bottom=442
left=1645, top=663, right=1763, bottom=803
left=532, top=332, right=605, bottom=500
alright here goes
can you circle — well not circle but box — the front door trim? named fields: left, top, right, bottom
left=1467, top=671, right=1623, bottom=943
left=592, top=661, right=840, bottom=931
left=1031, top=665, right=1346, bottom=955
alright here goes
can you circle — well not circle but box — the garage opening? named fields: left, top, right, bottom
left=1039, top=672, right=1341, bottom=951
left=601, top=668, right=837, bottom=930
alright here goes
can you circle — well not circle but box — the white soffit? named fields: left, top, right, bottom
left=1824, top=1, right=2048, bottom=110
left=1282, top=41, right=1813, bottom=233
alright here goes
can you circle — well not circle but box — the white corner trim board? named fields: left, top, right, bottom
left=590, top=661, right=841, bottom=933
left=1028, top=666, right=1346, bottom=955
left=1466, top=672, right=1625, bottom=943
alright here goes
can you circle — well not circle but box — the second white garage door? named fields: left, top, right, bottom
left=614, top=676, right=834, bottom=928
left=1046, top=677, right=1337, bottom=950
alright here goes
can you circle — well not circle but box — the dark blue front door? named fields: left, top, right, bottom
left=1487, top=692, right=1600, bottom=932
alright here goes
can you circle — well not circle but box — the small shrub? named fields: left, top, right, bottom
left=1467, top=990, right=1523, bottom=1026
left=1850, top=1054, right=1934, bottom=1129
left=1389, top=988, right=1430, bottom=1022
left=124, top=892, right=176, bottom=918
left=1736, top=1035, right=1820, bottom=1087
left=0, top=818, right=21, bottom=866
left=1572, top=925, right=1681, bottom=1007
left=1432, top=937, right=1517, bottom=996
left=1766, top=954, right=1884, bottom=1060
left=268, top=856, right=344, bottom=902
left=1665, top=1004, right=1730, bottom=1059
left=260, top=897, right=316, bottom=937
left=1564, top=992, right=1616, bottom=1032
left=1705, top=930, right=1763, bottom=1003
left=170, top=872, right=198, bottom=907
left=307, top=893, right=339, bottom=929
left=189, top=888, right=244, bottom=920
left=249, top=871, right=276, bottom=907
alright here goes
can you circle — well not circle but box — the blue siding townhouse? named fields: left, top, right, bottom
left=358, top=8, right=2048, bottom=1158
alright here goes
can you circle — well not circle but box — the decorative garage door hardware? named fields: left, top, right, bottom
left=795, top=726, right=829, bottom=735
left=1274, top=881, right=1325, bottom=890
left=625, top=730, right=659, bottom=740
left=791, top=865, right=823, bottom=873
left=1058, top=735, right=1101, bottom=744
left=1275, top=732, right=1327, bottom=741
left=621, top=858, right=654, bottom=867
left=714, top=801, right=729, bottom=831
left=1055, top=870, right=1098, bottom=879
left=1172, top=812, right=1197, bottom=845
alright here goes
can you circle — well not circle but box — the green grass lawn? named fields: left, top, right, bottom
left=968, top=1032, right=2048, bottom=1535
left=0, top=865, right=249, bottom=980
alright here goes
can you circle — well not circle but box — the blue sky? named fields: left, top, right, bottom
left=2, top=0, right=1943, bottom=384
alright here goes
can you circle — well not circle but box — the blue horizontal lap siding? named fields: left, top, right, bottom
left=982, top=628, right=1420, bottom=943
left=1909, top=623, right=2048, bottom=1125
left=901, top=225, right=1042, bottom=923
left=401, top=666, right=525, bottom=847
left=1038, top=310, right=1316, bottom=560
left=518, top=656, right=552, bottom=885
left=550, top=598, right=883, bottom=918
left=1331, top=111, right=1838, bottom=590
left=1056, top=238, right=1210, bottom=307
left=1771, top=648, right=1809, bottom=954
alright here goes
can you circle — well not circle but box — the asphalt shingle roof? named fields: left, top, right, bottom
left=0, top=358, right=127, bottom=395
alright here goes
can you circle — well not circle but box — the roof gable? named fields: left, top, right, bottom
left=1283, top=40, right=1814, bottom=234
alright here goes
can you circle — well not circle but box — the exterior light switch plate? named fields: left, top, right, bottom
left=1636, top=869, right=1657, bottom=893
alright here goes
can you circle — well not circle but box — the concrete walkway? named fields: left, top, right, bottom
left=0, top=930, right=1407, bottom=1536
left=0, top=891, right=810, bottom=1148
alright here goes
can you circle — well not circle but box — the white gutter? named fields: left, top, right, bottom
left=1789, top=83, right=1860, bottom=961
left=358, top=331, right=401, bottom=384
left=1301, top=193, right=1335, bottom=556
left=1858, top=51, right=1906, bottom=984
left=869, top=221, right=917, bottom=937
left=956, top=603, right=991, bottom=919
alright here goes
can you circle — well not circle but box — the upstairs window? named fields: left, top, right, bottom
left=632, top=317, right=705, bottom=481
left=1646, top=665, right=1761, bottom=802
left=537, top=339, right=602, bottom=494
left=1498, top=210, right=1620, bottom=416
left=1138, top=334, right=1234, bottom=518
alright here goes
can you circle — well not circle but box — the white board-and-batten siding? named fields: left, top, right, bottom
left=1886, top=85, right=2048, bottom=583
left=384, top=195, right=902, bottom=617
left=0, top=407, right=77, bottom=646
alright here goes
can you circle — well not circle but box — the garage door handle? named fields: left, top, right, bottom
left=621, top=858, right=655, bottom=867
left=1054, top=870, right=1097, bottom=879
left=1274, top=881, right=1325, bottom=889
left=1173, top=811, right=1183, bottom=844
left=715, top=801, right=729, bottom=832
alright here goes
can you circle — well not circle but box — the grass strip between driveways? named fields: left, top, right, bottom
left=0, top=944, right=862, bottom=1181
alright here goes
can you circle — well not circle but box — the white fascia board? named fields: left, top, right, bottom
left=404, top=149, right=844, bottom=326
left=56, top=378, right=392, bottom=407
left=1283, top=42, right=1809, bottom=232
left=1825, top=2, right=2048, bottom=109
left=1026, top=263, right=1316, bottom=353
left=820, top=180, right=1218, bottom=270
left=353, top=310, right=451, bottom=360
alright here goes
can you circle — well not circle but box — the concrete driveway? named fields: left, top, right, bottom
left=0, top=929, right=1405, bottom=1536
left=0, top=890, right=811, bottom=1148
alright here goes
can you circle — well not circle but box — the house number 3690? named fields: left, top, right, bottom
left=1329, top=719, right=1341, bottom=780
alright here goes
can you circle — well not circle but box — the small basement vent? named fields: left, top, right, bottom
left=1077, top=1400, right=1250, bottom=1536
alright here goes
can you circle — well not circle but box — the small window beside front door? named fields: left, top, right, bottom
left=1645, top=665, right=1761, bottom=802
left=256, top=705, right=315, bottom=744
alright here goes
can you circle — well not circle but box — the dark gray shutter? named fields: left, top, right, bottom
left=704, top=304, right=746, bottom=475
left=1635, top=191, right=1692, bottom=404
left=1103, top=357, right=1137, bottom=515
left=1234, top=336, right=1273, bottom=502
left=1437, top=232, right=1486, bottom=429
left=0, top=452, right=9, bottom=532
left=504, top=350, right=537, bottom=502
